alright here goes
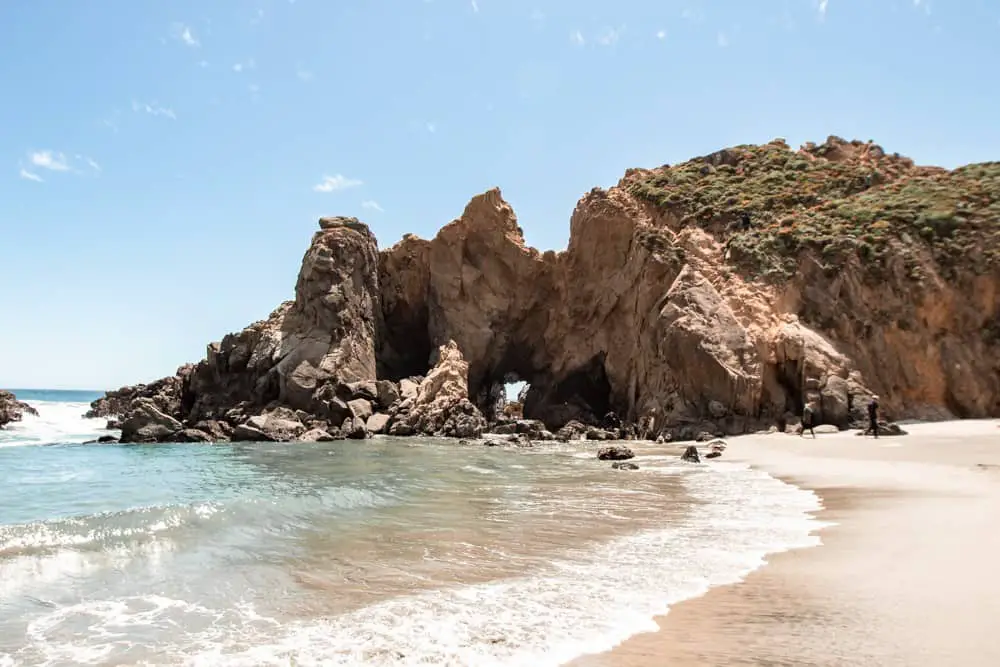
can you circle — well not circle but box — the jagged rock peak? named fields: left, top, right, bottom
left=318, top=216, right=372, bottom=233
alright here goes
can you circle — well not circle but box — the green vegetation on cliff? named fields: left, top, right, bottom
left=627, top=137, right=1000, bottom=282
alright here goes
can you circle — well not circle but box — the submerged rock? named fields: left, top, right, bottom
left=612, top=461, right=640, bottom=470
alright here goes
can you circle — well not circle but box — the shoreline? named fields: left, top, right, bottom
left=571, top=419, right=1000, bottom=667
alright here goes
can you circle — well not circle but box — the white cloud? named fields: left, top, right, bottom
left=717, top=31, right=729, bottom=47
left=77, top=154, right=101, bottom=172
left=571, top=30, right=585, bottom=46
left=313, top=174, right=363, bottom=192
left=30, top=150, right=70, bottom=171
left=233, top=58, right=256, bottom=73
left=426, top=122, right=436, bottom=133
left=19, top=168, right=43, bottom=182
left=818, top=0, right=829, bottom=18
left=656, top=29, right=666, bottom=40
left=471, top=0, right=479, bottom=12
left=172, top=23, right=199, bottom=47
left=597, top=27, right=622, bottom=47
left=362, top=200, right=384, bottom=212
left=199, top=60, right=209, bottom=68
left=131, top=100, right=176, bottom=119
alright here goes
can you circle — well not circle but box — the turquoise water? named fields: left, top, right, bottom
left=0, top=391, right=824, bottom=666
left=2, top=389, right=104, bottom=404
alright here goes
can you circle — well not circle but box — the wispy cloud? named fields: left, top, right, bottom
left=717, top=31, right=729, bottom=47
left=313, top=174, right=363, bottom=193
left=426, top=122, right=437, bottom=133
left=77, top=154, right=101, bottom=172
left=656, top=29, right=666, bottom=40
left=21, top=150, right=100, bottom=179
left=597, top=26, right=622, bottom=47
left=570, top=30, right=585, bottom=46
left=296, top=68, right=313, bottom=81
left=251, top=8, right=265, bottom=24
left=171, top=22, right=200, bottom=47
left=30, top=150, right=70, bottom=172
left=132, top=100, right=176, bottom=119
left=103, top=109, right=122, bottom=133
left=818, top=0, right=829, bottom=18
left=471, top=0, right=479, bottom=13
left=529, top=9, right=545, bottom=26
left=232, top=58, right=256, bottom=73
left=362, top=200, right=384, bottom=212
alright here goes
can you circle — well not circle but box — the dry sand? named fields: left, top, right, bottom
left=571, top=419, right=1000, bottom=666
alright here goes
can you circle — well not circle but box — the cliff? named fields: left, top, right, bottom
left=91, top=136, right=1000, bottom=443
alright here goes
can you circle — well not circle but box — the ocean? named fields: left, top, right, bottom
left=0, top=390, right=824, bottom=666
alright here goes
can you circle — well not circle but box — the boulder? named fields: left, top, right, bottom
left=365, top=413, right=391, bottom=434
left=555, top=420, right=590, bottom=441
left=680, top=446, right=701, bottom=463
left=119, top=398, right=183, bottom=443
left=597, top=445, right=635, bottom=461
left=814, top=424, right=840, bottom=434
left=347, top=398, right=374, bottom=421
left=231, top=423, right=274, bottom=442
left=191, top=420, right=232, bottom=441
left=342, top=416, right=369, bottom=439
left=298, top=428, right=337, bottom=442
left=243, top=408, right=306, bottom=441
left=174, top=429, right=212, bottom=443
left=399, top=378, right=419, bottom=401
left=856, top=421, right=908, bottom=437
left=339, top=381, right=378, bottom=402
left=375, top=380, right=401, bottom=409
left=612, top=461, right=640, bottom=470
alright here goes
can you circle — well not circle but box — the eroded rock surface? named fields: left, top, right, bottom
left=90, top=137, right=1000, bottom=443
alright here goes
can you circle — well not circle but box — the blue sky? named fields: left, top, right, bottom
left=1, top=0, right=998, bottom=390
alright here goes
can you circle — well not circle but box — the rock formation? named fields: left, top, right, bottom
left=90, top=136, right=1000, bottom=443
left=0, top=390, right=37, bottom=429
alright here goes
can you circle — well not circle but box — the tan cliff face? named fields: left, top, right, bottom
left=95, top=137, right=1000, bottom=439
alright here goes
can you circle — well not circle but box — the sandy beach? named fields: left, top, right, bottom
left=572, top=419, right=1000, bottom=667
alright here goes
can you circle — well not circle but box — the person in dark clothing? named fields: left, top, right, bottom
left=800, top=401, right=817, bottom=438
left=866, top=395, right=880, bottom=438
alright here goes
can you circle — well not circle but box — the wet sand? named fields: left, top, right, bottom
left=571, top=419, right=1000, bottom=667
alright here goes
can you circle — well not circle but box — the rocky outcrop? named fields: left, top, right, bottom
left=0, top=390, right=37, bottom=429
left=388, top=341, right=487, bottom=438
left=91, top=137, right=999, bottom=443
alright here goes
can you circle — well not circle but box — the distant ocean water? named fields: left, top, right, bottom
left=0, top=390, right=824, bottom=666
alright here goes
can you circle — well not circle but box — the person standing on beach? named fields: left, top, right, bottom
left=867, top=395, right=880, bottom=438
left=800, top=401, right=817, bottom=438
